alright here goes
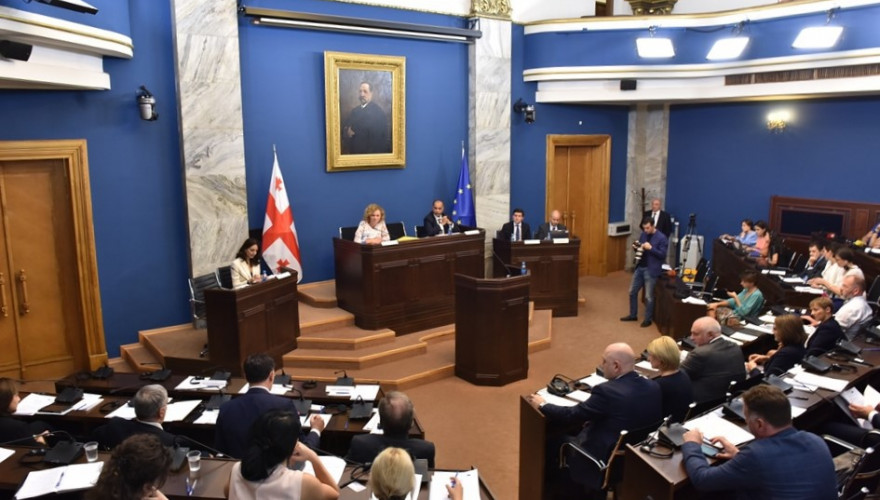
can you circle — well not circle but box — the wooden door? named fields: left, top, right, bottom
left=0, top=140, right=106, bottom=380
left=545, top=135, right=611, bottom=276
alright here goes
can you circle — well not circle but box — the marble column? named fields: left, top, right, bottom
left=171, top=0, right=248, bottom=277
left=624, top=103, right=670, bottom=266
left=469, top=13, right=512, bottom=269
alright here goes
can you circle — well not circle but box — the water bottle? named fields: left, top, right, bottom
left=261, top=271, right=267, bottom=282
left=520, top=261, right=527, bottom=275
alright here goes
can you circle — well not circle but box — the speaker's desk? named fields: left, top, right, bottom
left=492, top=238, right=580, bottom=316
left=334, top=232, right=485, bottom=334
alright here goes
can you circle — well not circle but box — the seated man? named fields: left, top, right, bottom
left=215, top=353, right=322, bottom=458
left=346, top=391, right=435, bottom=467
left=422, top=199, right=459, bottom=236
left=682, top=385, right=837, bottom=500
left=534, top=210, right=568, bottom=240
left=499, top=208, right=531, bottom=242
left=680, top=317, right=746, bottom=403
left=92, top=384, right=176, bottom=449
left=800, top=240, right=827, bottom=281
left=833, top=274, right=873, bottom=339
left=526, top=343, right=662, bottom=491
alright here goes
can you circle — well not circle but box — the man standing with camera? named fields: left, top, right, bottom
left=621, top=217, right=668, bottom=328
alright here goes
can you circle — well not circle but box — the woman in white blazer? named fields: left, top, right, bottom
left=231, top=238, right=263, bottom=288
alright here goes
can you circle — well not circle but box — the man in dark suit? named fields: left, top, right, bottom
left=422, top=199, right=458, bottom=236
left=346, top=391, right=435, bottom=467
left=644, top=198, right=673, bottom=237
left=800, top=240, right=827, bottom=280
left=680, top=317, right=746, bottom=403
left=527, top=343, right=662, bottom=491
left=534, top=209, right=568, bottom=240
left=342, top=81, right=389, bottom=154
left=215, top=353, right=322, bottom=458
left=682, top=385, right=836, bottom=500
left=499, top=208, right=531, bottom=242
left=92, top=384, right=176, bottom=449
left=621, top=217, right=668, bottom=327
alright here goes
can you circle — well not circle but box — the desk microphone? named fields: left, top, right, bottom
left=275, top=369, right=292, bottom=386
left=140, top=363, right=172, bottom=382
left=173, top=434, right=231, bottom=460
left=334, top=370, right=354, bottom=386
left=0, top=430, right=55, bottom=447
left=491, top=251, right=519, bottom=278
left=288, top=387, right=312, bottom=416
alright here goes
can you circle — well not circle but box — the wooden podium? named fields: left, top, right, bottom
left=492, top=238, right=579, bottom=316
left=454, top=273, right=529, bottom=386
left=200, top=275, right=300, bottom=376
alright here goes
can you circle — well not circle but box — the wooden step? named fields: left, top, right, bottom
left=298, top=280, right=337, bottom=308
left=140, top=324, right=207, bottom=363
left=120, top=343, right=161, bottom=373
left=299, top=303, right=355, bottom=335
left=107, top=357, right=135, bottom=374
left=284, top=334, right=428, bottom=370
left=297, top=326, right=397, bottom=350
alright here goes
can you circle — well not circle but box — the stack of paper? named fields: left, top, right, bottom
left=684, top=412, right=755, bottom=446
left=14, top=394, right=57, bottom=416
left=793, top=371, right=848, bottom=392
left=15, top=462, right=104, bottom=499
left=534, top=389, right=579, bottom=407
left=429, top=470, right=479, bottom=500
left=175, top=376, right=227, bottom=391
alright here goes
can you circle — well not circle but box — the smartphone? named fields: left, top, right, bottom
left=701, top=443, right=720, bottom=458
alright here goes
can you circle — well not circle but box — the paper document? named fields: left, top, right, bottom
left=15, top=462, right=103, bottom=499
left=14, top=393, right=56, bottom=416
left=682, top=296, right=707, bottom=305
left=105, top=401, right=136, bottom=420
left=743, top=323, right=774, bottom=335
left=523, top=239, right=540, bottom=245
left=758, top=314, right=776, bottom=323
left=636, top=360, right=658, bottom=372
left=301, top=413, right=332, bottom=430
left=783, top=277, right=806, bottom=284
left=0, top=447, right=13, bottom=464
left=730, top=332, right=758, bottom=342
left=302, top=455, right=347, bottom=485
left=175, top=376, right=227, bottom=391
left=685, top=412, right=755, bottom=446
left=348, top=384, right=381, bottom=401
left=535, top=388, right=580, bottom=407
left=362, top=409, right=382, bottom=433
left=194, top=409, right=219, bottom=425
left=791, top=406, right=807, bottom=419
left=794, top=371, right=848, bottom=392
left=578, top=373, right=608, bottom=388
left=325, top=385, right=354, bottom=397
left=163, top=400, right=202, bottom=422
left=429, top=469, right=480, bottom=500
left=238, top=383, right=289, bottom=395
left=794, top=286, right=825, bottom=295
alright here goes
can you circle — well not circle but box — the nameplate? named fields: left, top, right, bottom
left=464, top=230, right=480, bottom=236
left=380, top=240, right=399, bottom=246
left=275, top=272, right=290, bottom=280
left=552, top=238, right=570, bottom=244
left=523, top=239, right=541, bottom=245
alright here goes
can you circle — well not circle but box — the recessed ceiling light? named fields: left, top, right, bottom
left=792, top=26, right=843, bottom=49
left=706, top=37, right=750, bottom=60
left=636, top=38, right=675, bottom=58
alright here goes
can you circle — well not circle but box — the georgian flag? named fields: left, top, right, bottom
left=262, top=148, right=303, bottom=282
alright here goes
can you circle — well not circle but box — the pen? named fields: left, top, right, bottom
left=450, top=471, right=459, bottom=487
left=54, top=470, right=65, bottom=490
left=789, top=396, right=808, bottom=400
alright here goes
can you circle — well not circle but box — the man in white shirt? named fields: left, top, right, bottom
left=643, top=198, right=672, bottom=237
left=834, top=274, right=872, bottom=339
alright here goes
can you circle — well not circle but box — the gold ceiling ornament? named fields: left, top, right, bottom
left=626, top=0, right=678, bottom=15
left=471, top=0, right=512, bottom=19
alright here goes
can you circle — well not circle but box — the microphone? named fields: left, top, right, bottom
left=348, top=395, right=373, bottom=419
left=204, top=386, right=230, bottom=411
left=275, top=369, right=291, bottom=386
left=288, top=387, right=312, bottom=416
left=491, top=251, right=519, bottom=278
left=173, top=434, right=231, bottom=460
left=0, top=430, right=53, bottom=447
left=334, top=370, right=354, bottom=386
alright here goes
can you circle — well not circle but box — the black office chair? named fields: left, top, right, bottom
left=386, top=221, right=406, bottom=240
left=216, top=265, right=233, bottom=289
left=188, top=272, right=220, bottom=329
left=824, top=433, right=880, bottom=499
left=338, top=226, right=357, bottom=241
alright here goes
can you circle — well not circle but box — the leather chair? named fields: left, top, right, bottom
left=188, top=272, right=220, bottom=329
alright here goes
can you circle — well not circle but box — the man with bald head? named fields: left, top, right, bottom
left=527, top=343, right=662, bottom=490
left=834, top=274, right=872, bottom=340
left=681, top=317, right=746, bottom=403
left=534, top=210, right=568, bottom=240
left=644, top=198, right=672, bottom=237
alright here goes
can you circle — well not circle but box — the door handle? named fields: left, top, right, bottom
left=0, top=272, right=7, bottom=317
left=17, top=269, right=29, bottom=316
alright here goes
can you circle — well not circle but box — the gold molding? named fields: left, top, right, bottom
left=471, top=0, right=512, bottom=19
left=0, top=139, right=107, bottom=371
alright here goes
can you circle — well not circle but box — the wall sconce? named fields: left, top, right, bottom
left=766, top=110, right=790, bottom=133
left=137, top=86, right=158, bottom=121
left=513, top=98, right=536, bottom=124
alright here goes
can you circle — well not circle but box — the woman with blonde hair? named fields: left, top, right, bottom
left=354, top=203, right=390, bottom=245
left=646, top=337, right=693, bottom=422
left=369, top=447, right=462, bottom=500
left=747, top=314, right=807, bottom=376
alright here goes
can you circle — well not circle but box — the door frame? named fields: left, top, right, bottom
left=545, top=134, right=611, bottom=276
left=0, top=139, right=107, bottom=371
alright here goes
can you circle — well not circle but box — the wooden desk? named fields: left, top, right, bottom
left=653, top=276, right=706, bottom=339
left=492, top=238, right=580, bottom=316
left=333, top=232, right=485, bottom=334
left=712, top=239, right=814, bottom=308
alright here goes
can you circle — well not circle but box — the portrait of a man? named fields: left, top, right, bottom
left=324, top=51, right=405, bottom=172
left=341, top=77, right=391, bottom=155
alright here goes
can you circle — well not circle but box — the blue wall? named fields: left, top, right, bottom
left=666, top=96, right=880, bottom=261
left=0, top=0, right=188, bottom=355
left=510, top=24, right=630, bottom=225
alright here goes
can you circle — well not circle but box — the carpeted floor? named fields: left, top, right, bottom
left=405, top=270, right=658, bottom=500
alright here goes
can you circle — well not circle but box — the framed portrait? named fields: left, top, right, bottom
left=324, top=51, right=406, bottom=172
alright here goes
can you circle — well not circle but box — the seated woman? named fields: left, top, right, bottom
left=861, top=222, right=880, bottom=249
left=746, top=314, right=807, bottom=376
left=706, top=270, right=765, bottom=326
left=231, top=238, right=264, bottom=288
left=746, top=220, right=771, bottom=261
left=369, top=447, right=462, bottom=500
left=803, top=296, right=844, bottom=357
left=86, top=434, right=172, bottom=500
left=353, top=203, right=390, bottom=245
left=808, top=246, right=863, bottom=297
left=0, top=378, right=48, bottom=446
left=720, top=219, right=757, bottom=247
left=646, top=336, right=693, bottom=423
left=228, top=409, right=339, bottom=500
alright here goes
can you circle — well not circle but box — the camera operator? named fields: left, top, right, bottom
left=621, top=217, right=668, bottom=328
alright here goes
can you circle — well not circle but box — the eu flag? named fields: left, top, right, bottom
left=452, top=144, right=476, bottom=227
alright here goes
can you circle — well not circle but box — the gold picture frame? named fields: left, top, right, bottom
left=324, top=51, right=406, bottom=172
